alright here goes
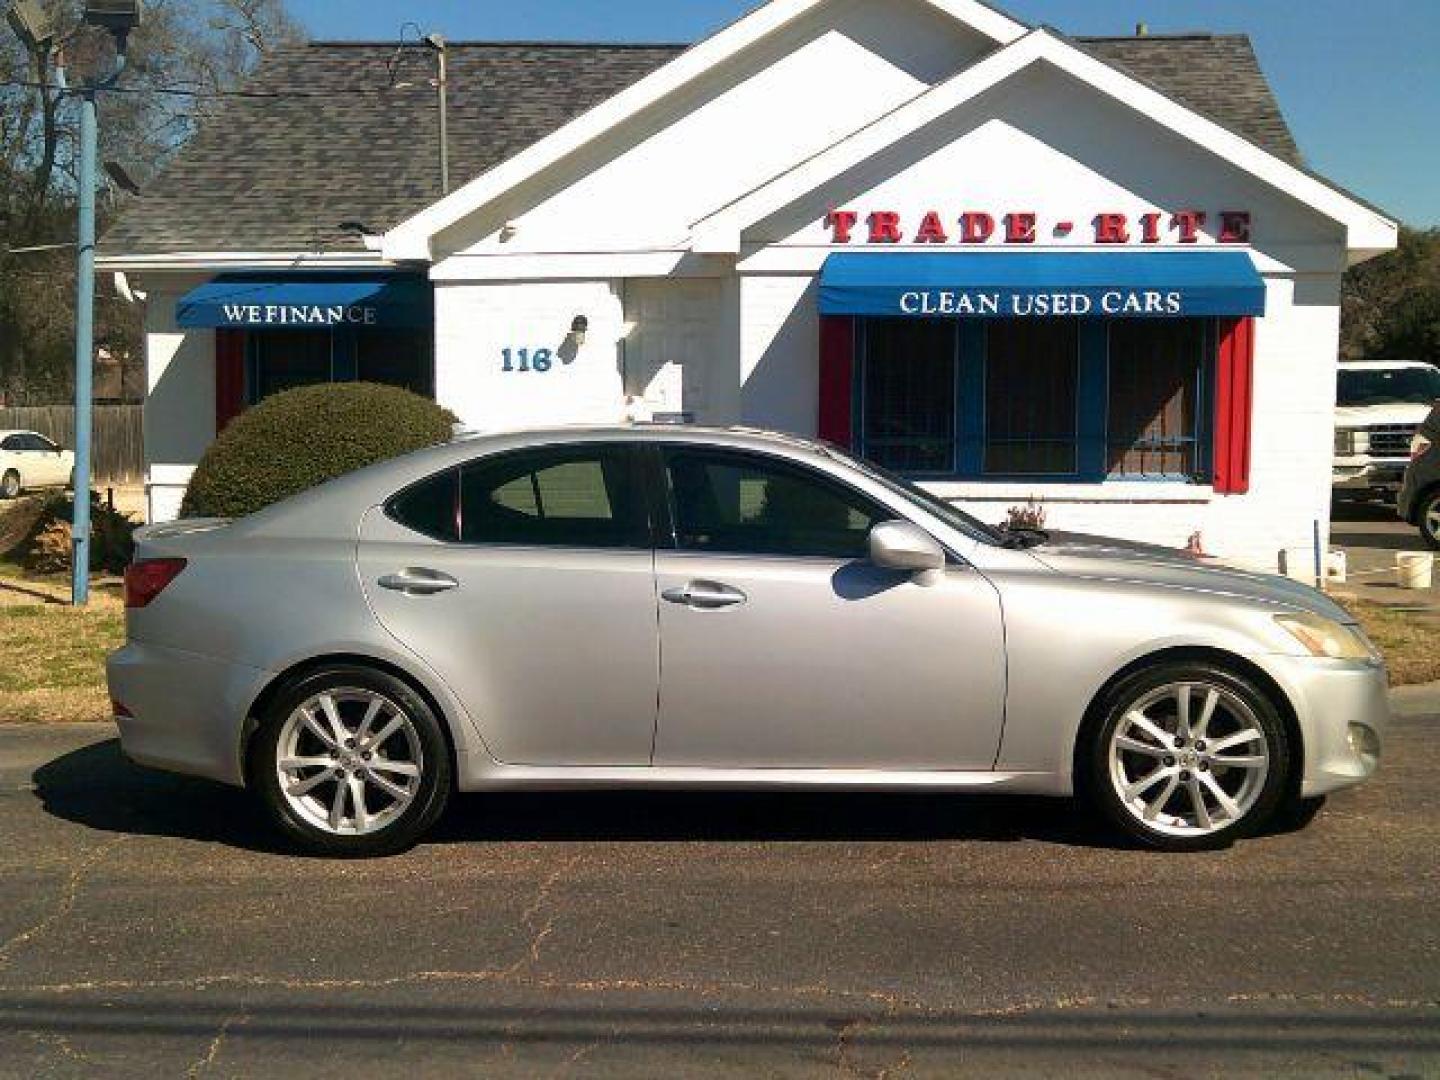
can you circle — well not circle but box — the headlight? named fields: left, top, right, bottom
left=1275, top=612, right=1376, bottom=661
left=1414, top=432, right=1434, bottom=460
left=1334, top=430, right=1356, bottom=456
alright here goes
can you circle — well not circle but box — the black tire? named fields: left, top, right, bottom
left=1418, top=489, right=1440, bottom=552
left=0, top=470, right=19, bottom=500
left=1079, top=662, right=1293, bottom=853
left=249, top=665, right=453, bottom=858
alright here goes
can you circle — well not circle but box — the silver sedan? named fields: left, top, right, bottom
left=108, top=427, right=1388, bottom=856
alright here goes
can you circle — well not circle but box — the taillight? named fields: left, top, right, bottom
left=1413, top=433, right=1433, bottom=460
left=125, top=558, right=188, bottom=609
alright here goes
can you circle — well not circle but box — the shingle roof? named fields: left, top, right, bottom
left=101, top=33, right=1302, bottom=256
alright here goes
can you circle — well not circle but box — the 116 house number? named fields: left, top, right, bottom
left=502, top=347, right=571, bottom=374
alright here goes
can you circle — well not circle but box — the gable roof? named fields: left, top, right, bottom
left=102, top=29, right=1311, bottom=261
left=690, top=29, right=1395, bottom=257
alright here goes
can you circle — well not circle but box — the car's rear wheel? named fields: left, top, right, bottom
left=1419, top=489, right=1440, bottom=552
left=1, top=470, right=19, bottom=500
left=250, top=666, right=452, bottom=857
left=1082, top=663, right=1292, bottom=852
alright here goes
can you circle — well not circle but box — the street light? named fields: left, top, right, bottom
left=4, top=0, right=143, bottom=605
left=4, top=0, right=54, bottom=49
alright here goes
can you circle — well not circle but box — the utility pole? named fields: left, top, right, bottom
left=5, top=0, right=142, bottom=605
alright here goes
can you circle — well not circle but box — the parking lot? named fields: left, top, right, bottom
left=1332, top=499, right=1439, bottom=604
left=2, top=691, right=1438, bottom=1078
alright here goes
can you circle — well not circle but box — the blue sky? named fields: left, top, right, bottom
left=288, top=0, right=1440, bottom=226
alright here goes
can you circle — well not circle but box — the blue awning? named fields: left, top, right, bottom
left=818, top=251, right=1266, bottom=319
left=176, top=273, right=433, bottom=330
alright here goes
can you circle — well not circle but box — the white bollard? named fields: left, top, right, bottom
left=1397, top=553, right=1435, bottom=590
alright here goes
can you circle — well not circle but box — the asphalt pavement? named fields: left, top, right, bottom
left=1, top=696, right=1438, bottom=1078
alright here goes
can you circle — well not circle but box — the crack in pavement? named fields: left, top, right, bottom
left=185, top=1011, right=248, bottom=1078
left=509, top=854, right=583, bottom=974
left=0, top=835, right=132, bottom=970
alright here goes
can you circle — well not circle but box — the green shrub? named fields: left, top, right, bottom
left=14, top=493, right=137, bottom=575
left=181, top=383, right=457, bottom=519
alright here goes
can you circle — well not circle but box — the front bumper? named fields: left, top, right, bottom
left=107, top=641, right=275, bottom=787
left=1333, top=459, right=1408, bottom=495
left=1264, top=654, right=1390, bottom=798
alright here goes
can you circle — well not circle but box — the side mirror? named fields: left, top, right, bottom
left=869, top=521, right=946, bottom=572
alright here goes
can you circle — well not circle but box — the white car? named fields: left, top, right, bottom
left=1334, top=361, right=1440, bottom=501
left=0, top=430, right=76, bottom=499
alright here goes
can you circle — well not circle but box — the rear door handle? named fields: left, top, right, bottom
left=378, top=569, right=459, bottom=596
left=662, top=581, right=748, bottom=610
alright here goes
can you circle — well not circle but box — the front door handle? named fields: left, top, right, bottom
left=662, top=581, right=748, bottom=610
left=378, top=569, right=459, bottom=596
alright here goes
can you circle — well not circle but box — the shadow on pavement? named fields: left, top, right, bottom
left=31, top=738, right=1314, bottom=856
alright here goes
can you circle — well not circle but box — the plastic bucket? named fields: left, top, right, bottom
left=1397, top=553, right=1436, bottom=590
left=1325, top=550, right=1348, bottom=585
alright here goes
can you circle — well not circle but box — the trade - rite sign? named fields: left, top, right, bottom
left=824, top=209, right=1253, bottom=246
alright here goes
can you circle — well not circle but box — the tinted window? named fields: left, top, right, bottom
left=30, top=434, right=58, bottom=452
left=665, top=449, right=886, bottom=559
left=1338, top=366, right=1440, bottom=407
left=388, top=470, right=459, bottom=541
left=0, top=436, right=22, bottom=451
left=460, top=446, right=647, bottom=549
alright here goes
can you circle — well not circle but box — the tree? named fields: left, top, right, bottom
left=1342, top=227, right=1440, bottom=364
left=1, top=0, right=303, bottom=405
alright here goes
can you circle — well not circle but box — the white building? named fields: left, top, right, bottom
left=100, top=0, right=1398, bottom=569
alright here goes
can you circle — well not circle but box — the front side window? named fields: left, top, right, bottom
left=0, top=436, right=22, bottom=451
left=665, top=449, right=886, bottom=559
left=460, top=445, right=648, bottom=549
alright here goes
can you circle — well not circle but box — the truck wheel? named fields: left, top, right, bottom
left=1, top=470, right=19, bottom=500
left=1420, top=490, right=1440, bottom=552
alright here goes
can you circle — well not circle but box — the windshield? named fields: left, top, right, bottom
left=822, top=447, right=1007, bottom=546
left=1338, top=366, right=1440, bottom=407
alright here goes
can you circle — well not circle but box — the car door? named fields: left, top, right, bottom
left=651, top=446, right=1007, bottom=771
left=26, top=434, right=66, bottom=485
left=356, top=443, right=661, bottom=767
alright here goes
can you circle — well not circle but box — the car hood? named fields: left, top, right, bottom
left=1335, top=403, right=1434, bottom=428
left=1027, top=532, right=1354, bottom=623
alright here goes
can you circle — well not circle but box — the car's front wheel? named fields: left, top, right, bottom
left=1082, top=663, right=1293, bottom=852
left=250, top=666, right=453, bottom=857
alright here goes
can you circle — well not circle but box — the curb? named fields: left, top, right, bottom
left=1391, top=682, right=1440, bottom=719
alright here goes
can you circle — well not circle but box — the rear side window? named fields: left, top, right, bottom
left=387, top=470, right=459, bottom=542
left=460, top=445, right=648, bottom=549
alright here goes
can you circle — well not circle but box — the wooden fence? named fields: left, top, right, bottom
left=0, top=405, right=144, bottom=484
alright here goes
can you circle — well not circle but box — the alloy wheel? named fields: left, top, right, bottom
left=1108, top=681, right=1271, bottom=838
left=275, top=688, right=425, bottom=837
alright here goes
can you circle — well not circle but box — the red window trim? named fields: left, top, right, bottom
left=818, top=315, right=856, bottom=449
left=1213, top=317, right=1255, bottom=495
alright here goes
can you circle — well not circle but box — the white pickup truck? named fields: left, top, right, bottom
left=1334, top=360, right=1440, bottom=501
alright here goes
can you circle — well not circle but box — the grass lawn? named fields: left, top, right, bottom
left=1341, top=599, right=1440, bottom=687
left=0, top=587, right=125, bottom=723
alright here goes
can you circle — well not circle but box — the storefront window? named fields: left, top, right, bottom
left=358, top=329, right=435, bottom=398
left=250, top=331, right=332, bottom=400
left=247, top=328, right=435, bottom=406
left=855, top=317, right=1214, bottom=485
left=985, top=320, right=1078, bottom=476
left=861, top=320, right=957, bottom=474
left=1107, top=320, right=1208, bottom=479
